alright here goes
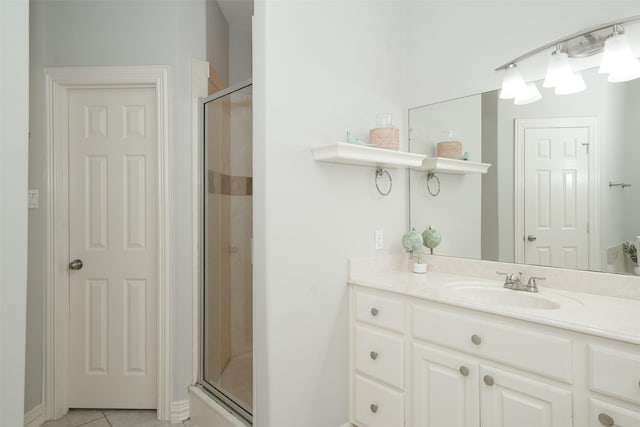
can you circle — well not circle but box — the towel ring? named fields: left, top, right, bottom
left=375, top=168, right=392, bottom=196
left=426, top=173, right=440, bottom=196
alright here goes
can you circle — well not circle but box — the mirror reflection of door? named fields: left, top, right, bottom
left=515, top=118, right=598, bottom=270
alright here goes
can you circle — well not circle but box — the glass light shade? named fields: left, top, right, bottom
left=514, top=83, right=542, bottom=105
left=599, top=33, right=638, bottom=75
left=554, top=71, right=586, bottom=95
left=543, top=51, right=574, bottom=88
left=608, top=62, right=640, bottom=82
left=500, top=65, right=527, bottom=99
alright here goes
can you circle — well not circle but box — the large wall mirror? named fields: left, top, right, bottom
left=409, top=66, right=640, bottom=275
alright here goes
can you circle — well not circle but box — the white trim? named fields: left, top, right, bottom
left=189, top=387, right=247, bottom=427
left=191, top=59, right=209, bottom=385
left=170, top=399, right=191, bottom=423
left=24, top=404, right=44, bottom=427
left=514, top=117, right=600, bottom=270
left=43, top=66, right=172, bottom=421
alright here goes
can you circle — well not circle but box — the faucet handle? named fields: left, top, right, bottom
left=526, top=276, right=545, bottom=292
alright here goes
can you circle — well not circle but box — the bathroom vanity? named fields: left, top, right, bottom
left=348, top=256, right=640, bottom=427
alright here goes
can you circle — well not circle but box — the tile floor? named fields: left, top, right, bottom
left=42, top=409, right=193, bottom=427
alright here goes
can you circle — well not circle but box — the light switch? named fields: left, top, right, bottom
left=28, top=189, right=39, bottom=209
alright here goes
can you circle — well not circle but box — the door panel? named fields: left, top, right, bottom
left=68, top=87, right=157, bottom=408
left=412, top=343, right=480, bottom=427
left=481, top=365, right=572, bottom=427
left=523, top=126, right=590, bottom=269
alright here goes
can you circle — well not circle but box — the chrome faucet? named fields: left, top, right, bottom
left=497, top=271, right=545, bottom=293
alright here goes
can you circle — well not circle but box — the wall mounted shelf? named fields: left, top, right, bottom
left=311, top=142, right=426, bottom=169
left=414, top=157, right=491, bottom=175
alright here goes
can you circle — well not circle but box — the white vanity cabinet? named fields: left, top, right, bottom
left=349, top=284, right=640, bottom=427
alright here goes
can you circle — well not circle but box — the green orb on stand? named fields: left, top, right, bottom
left=402, top=228, right=423, bottom=253
left=422, top=226, right=441, bottom=254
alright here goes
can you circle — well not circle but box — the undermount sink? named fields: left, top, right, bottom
left=442, top=283, right=583, bottom=310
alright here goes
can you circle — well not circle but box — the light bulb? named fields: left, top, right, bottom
left=514, top=83, right=542, bottom=105
left=500, top=64, right=527, bottom=99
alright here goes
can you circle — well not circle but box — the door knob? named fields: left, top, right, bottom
left=527, top=234, right=537, bottom=242
left=69, top=259, right=83, bottom=270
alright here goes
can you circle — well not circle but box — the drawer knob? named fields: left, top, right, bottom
left=598, top=412, right=615, bottom=427
left=471, top=334, right=482, bottom=345
left=370, top=307, right=379, bottom=316
left=598, top=413, right=614, bottom=427
left=370, top=351, right=379, bottom=360
left=459, top=366, right=469, bottom=377
left=483, top=375, right=494, bottom=386
left=370, top=403, right=378, bottom=413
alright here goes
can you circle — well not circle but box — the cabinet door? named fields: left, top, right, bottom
left=412, top=343, right=480, bottom=427
left=481, top=366, right=572, bottom=427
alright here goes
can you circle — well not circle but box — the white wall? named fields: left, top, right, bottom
left=406, top=1, right=640, bottom=109
left=0, top=0, right=29, bottom=425
left=253, top=1, right=407, bottom=425
left=229, top=26, right=252, bottom=86
left=27, top=0, right=226, bottom=412
left=624, top=80, right=640, bottom=245
left=409, top=95, right=483, bottom=259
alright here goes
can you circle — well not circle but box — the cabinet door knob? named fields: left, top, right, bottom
left=459, top=366, right=469, bottom=376
left=483, top=375, right=494, bottom=386
left=471, top=334, right=482, bottom=345
left=370, top=351, right=378, bottom=360
left=370, top=307, right=379, bottom=316
left=370, top=404, right=378, bottom=413
left=598, top=413, right=614, bottom=427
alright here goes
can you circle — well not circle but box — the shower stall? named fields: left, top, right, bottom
left=198, top=82, right=253, bottom=425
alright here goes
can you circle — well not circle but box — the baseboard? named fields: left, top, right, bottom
left=24, top=403, right=44, bottom=427
left=189, top=386, right=247, bottom=427
left=171, top=399, right=190, bottom=423
left=339, top=424, right=354, bottom=427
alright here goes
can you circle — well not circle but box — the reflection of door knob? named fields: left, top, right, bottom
left=69, top=259, right=83, bottom=270
left=527, top=235, right=537, bottom=242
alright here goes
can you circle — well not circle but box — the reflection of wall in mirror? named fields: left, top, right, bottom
left=409, top=94, right=482, bottom=259
left=493, top=69, right=639, bottom=271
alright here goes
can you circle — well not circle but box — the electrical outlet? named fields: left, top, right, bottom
left=374, top=230, right=384, bottom=250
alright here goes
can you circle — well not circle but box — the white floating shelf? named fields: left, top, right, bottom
left=311, top=142, right=426, bottom=169
left=414, top=157, right=491, bottom=175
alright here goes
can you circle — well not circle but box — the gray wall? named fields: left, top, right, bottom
left=26, top=0, right=230, bottom=412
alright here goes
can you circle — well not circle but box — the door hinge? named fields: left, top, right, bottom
left=582, top=142, right=590, bottom=154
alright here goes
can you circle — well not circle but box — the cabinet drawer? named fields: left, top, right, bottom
left=354, top=374, right=403, bottom=427
left=355, top=324, right=404, bottom=389
left=413, top=304, right=572, bottom=383
left=590, top=345, right=640, bottom=405
left=590, top=398, right=640, bottom=427
left=355, top=289, right=404, bottom=333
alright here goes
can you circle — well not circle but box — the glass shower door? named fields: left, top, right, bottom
left=200, top=83, right=252, bottom=424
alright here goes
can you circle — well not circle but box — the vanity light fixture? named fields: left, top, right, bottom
left=496, top=15, right=640, bottom=105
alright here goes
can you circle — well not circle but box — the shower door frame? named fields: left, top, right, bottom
left=197, top=80, right=253, bottom=426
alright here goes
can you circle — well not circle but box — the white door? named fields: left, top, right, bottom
left=67, top=87, right=157, bottom=408
left=480, top=366, right=573, bottom=427
left=412, top=343, right=479, bottom=427
left=522, top=125, right=590, bottom=269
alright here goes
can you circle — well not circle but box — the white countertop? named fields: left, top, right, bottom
left=349, top=264, right=640, bottom=345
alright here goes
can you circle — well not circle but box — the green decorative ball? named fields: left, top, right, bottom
left=402, top=229, right=423, bottom=252
left=422, top=226, right=442, bottom=249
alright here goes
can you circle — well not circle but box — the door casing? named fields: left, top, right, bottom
left=514, top=117, right=600, bottom=270
left=43, top=67, right=172, bottom=421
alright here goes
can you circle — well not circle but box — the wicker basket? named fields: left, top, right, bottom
left=437, top=140, right=462, bottom=158
left=370, top=127, right=399, bottom=150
